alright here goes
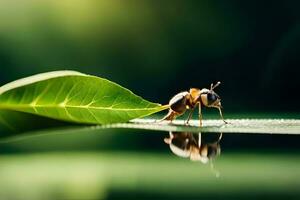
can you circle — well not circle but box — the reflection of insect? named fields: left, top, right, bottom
left=161, top=82, right=227, bottom=126
left=164, top=132, right=222, bottom=164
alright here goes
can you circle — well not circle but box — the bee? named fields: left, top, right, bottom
left=161, top=81, right=227, bottom=126
left=164, top=132, right=222, bottom=164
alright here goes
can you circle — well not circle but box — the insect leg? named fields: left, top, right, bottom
left=198, top=102, right=202, bottom=127
left=197, top=132, right=202, bottom=148
left=218, top=107, right=228, bottom=124
left=185, top=107, right=195, bottom=125
left=164, top=131, right=174, bottom=144
left=158, top=109, right=177, bottom=123
left=217, top=132, right=223, bottom=142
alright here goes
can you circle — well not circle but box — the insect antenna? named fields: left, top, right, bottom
left=210, top=81, right=221, bottom=91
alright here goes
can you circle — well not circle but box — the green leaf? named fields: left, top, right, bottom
left=0, top=71, right=168, bottom=124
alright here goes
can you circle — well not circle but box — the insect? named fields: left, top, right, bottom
left=164, top=132, right=222, bottom=164
left=161, top=81, right=227, bottom=126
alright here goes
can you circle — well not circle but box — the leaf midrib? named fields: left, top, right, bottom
left=0, top=103, right=168, bottom=111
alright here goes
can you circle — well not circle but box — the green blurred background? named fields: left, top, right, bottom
left=0, top=0, right=300, bottom=199
left=1, top=0, right=300, bottom=111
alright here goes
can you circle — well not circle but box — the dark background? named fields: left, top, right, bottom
left=0, top=0, right=299, bottom=112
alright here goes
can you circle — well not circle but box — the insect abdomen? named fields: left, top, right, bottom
left=169, top=92, right=189, bottom=114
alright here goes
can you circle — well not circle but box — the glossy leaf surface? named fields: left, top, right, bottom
left=0, top=71, right=167, bottom=124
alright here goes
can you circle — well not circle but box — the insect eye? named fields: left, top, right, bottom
left=207, top=93, right=217, bottom=103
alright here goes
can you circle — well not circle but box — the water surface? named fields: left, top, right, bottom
left=0, top=127, right=299, bottom=200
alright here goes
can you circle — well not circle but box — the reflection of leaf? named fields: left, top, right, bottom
left=0, top=109, right=76, bottom=139
left=0, top=71, right=167, bottom=124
